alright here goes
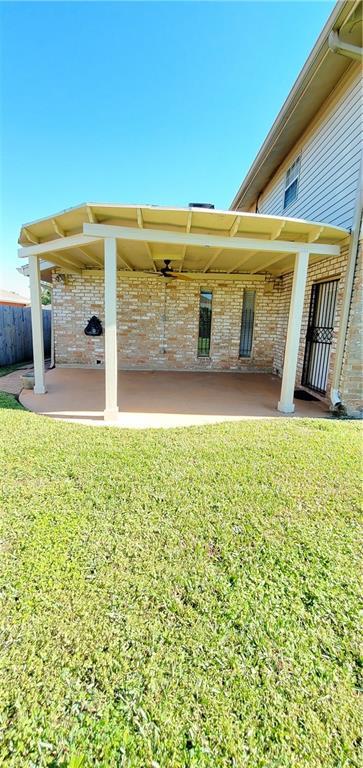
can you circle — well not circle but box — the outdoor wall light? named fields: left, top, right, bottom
left=84, top=316, right=103, bottom=336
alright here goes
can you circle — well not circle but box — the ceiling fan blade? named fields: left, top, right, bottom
left=142, top=271, right=163, bottom=277
left=165, top=272, right=195, bottom=281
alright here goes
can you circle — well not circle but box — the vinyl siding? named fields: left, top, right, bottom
left=253, top=64, right=362, bottom=229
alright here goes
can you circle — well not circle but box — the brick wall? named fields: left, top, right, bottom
left=339, top=241, right=362, bottom=413
left=53, top=273, right=278, bottom=372
left=52, top=245, right=362, bottom=413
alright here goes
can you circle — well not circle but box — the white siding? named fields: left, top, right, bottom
left=256, top=64, right=362, bottom=229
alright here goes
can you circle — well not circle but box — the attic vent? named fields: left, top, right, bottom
left=188, top=202, right=215, bottom=209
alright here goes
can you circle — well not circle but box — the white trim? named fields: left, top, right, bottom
left=18, top=233, right=100, bottom=258
left=83, top=223, right=340, bottom=257
left=81, top=270, right=266, bottom=282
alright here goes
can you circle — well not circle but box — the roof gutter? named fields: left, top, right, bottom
left=328, top=29, right=363, bottom=60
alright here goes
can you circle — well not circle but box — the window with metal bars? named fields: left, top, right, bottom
left=239, top=290, right=256, bottom=357
left=283, top=155, right=301, bottom=209
left=198, top=290, right=212, bottom=356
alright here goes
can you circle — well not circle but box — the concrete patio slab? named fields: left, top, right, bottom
left=19, top=369, right=329, bottom=428
left=0, top=360, right=51, bottom=396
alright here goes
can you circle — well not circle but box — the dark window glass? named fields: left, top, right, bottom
left=283, top=155, right=300, bottom=209
left=198, top=290, right=212, bottom=356
left=240, top=290, right=256, bottom=357
left=284, top=178, right=298, bottom=208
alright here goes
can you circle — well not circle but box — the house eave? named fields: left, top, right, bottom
left=230, top=0, right=362, bottom=211
left=17, top=204, right=348, bottom=279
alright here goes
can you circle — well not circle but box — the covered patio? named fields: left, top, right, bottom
left=18, top=203, right=348, bottom=423
left=19, top=369, right=328, bottom=427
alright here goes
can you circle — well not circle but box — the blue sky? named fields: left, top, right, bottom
left=1, top=0, right=335, bottom=295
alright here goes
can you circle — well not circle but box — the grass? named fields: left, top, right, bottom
left=0, top=361, right=32, bottom=377
left=0, top=392, right=24, bottom=409
left=0, top=404, right=361, bottom=768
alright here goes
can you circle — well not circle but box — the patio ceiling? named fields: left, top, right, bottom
left=18, top=202, right=348, bottom=278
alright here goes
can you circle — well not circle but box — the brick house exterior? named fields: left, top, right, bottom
left=19, top=1, right=362, bottom=419
left=51, top=239, right=360, bottom=416
left=51, top=245, right=351, bottom=395
left=339, top=244, right=362, bottom=412
left=229, top=2, right=362, bottom=417
left=53, top=273, right=277, bottom=373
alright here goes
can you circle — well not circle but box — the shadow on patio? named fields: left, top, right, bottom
left=19, top=369, right=329, bottom=428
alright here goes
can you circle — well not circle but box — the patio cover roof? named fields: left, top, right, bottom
left=18, top=203, right=348, bottom=279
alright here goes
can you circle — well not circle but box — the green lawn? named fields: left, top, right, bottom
left=0, top=397, right=361, bottom=767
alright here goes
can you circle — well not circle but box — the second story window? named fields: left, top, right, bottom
left=284, top=155, right=301, bottom=209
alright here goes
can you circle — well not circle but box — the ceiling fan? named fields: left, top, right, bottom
left=150, top=259, right=194, bottom=282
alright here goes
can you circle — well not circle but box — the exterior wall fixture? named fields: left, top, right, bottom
left=84, top=316, right=103, bottom=336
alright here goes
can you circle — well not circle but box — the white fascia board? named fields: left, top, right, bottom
left=83, top=223, right=341, bottom=256
left=18, top=233, right=101, bottom=259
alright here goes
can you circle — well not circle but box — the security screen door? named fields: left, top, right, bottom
left=302, top=279, right=338, bottom=395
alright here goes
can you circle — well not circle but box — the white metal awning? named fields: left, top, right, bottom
left=18, top=202, right=348, bottom=279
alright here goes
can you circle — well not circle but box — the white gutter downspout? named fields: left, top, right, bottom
left=50, top=286, right=55, bottom=368
left=328, top=30, right=363, bottom=61
left=330, top=168, right=362, bottom=408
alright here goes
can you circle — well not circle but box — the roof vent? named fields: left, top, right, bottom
left=188, top=202, right=215, bottom=209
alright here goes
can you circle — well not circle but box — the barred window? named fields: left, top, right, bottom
left=198, top=290, right=212, bottom=356
left=239, top=290, right=256, bottom=357
left=283, top=155, right=300, bottom=209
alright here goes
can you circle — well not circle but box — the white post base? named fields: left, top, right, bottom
left=34, top=384, right=47, bottom=395
left=103, top=408, right=119, bottom=422
left=277, top=401, right=295, bottom=414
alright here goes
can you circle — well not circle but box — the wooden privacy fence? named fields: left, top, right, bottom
left=0, top=306, right=51, bottom=366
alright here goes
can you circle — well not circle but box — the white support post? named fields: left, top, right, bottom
left=104, top=237, right=119, bottom=421
left=278, top=249, right=309, bottom=414
left=29, top=255, right=46, bottom=394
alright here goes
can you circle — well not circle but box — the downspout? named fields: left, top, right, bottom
left=328, top=30, right=363, bottom=61
left=50, top=285, right=55, bottom=368
left=330, top=168, right=362, bottom=407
